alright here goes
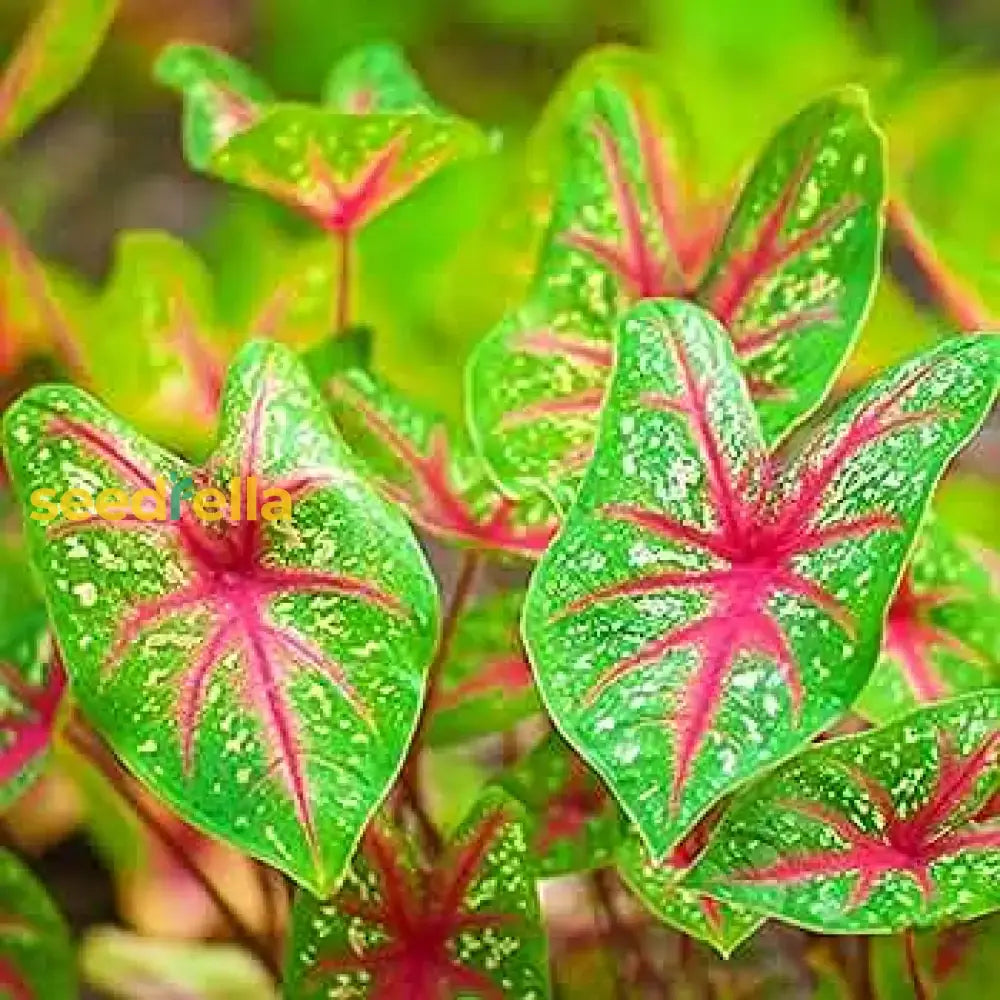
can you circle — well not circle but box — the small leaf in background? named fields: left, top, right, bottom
left=687, top=692, right=1000, bottom=933
left=323, top=40, right=442, bottom=114
left=496, top=732, right=624, bottom=877
left=80, top=927, right=277, bottom=1000
left=617, top=813, right=763, bottom=957
left=283, top=789, right=550, bottom=999
left=467, top=55, right=884, bottom=510
left=4, top=341, right=439, bottom=895
left=427, top=588, right=539, bottom=747
left=524, top=299, right=1000, bottom=861
left=154, top=43, right=275, bottom=171
left=326, top=367, right=558, bottom=557
left=856, top=516, right=1000, bottom=725
left=0, top=609, right=64, bottom=810
left=0, top=0, right=119, bottom=148
left=0, top=848, right=75, bottom=999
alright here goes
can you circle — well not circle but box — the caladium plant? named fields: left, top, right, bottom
left=468, top=52, right=884, bottom=510
left=524, top=298, right=1000, bottom=861
left=283, top=789, right=550, bottom=999
left=3, top=340, right=439, bottom=895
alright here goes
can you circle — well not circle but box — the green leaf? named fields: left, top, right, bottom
left=3, top=340, right=439, bottom=895
left=155, top=43, right=275, bottom=171
left=467, top=72, right=884, bottom=510
left=617, top=814, right=762, bottom=957
left=856, top=516, right=1000, bottom=725
left=495, top=732, right=624, bottom=877
left=326, top=367, right=558, bottom=557
left=0, top=0, right=119, bottom=148
left=427, top=588, right=539, bottom=747
left=523, top=298, right=1000, bottom=862
left=283, top=788, right=551, bottom=999
left=0, top=848, right=75, bottom=999
left=323, top=41, right=442, bottom=114
left=687, top=692, right=1000, bottom=933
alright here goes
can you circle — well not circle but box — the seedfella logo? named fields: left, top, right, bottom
left=30, top=475, right=292, bottom=524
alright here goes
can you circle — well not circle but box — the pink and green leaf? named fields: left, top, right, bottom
left=0, top=0, right=119, bottom=148
left=616, top=814, right=763, bottom=957
left=495, top=732, right=624, bottom=877
left=428, top=588, right=540, bottom=747
left=856, top=517, right=1000, bottom=725
left=523, top=298, right=1000, bottom=862
left=467, top=74, right=883, bottom=510
left=283, top=788, right=550, bottom=999
left=323, top=41, right=443, bottom=115
left=327, top=367, right=558, bottom=557
left=154, top=43, right=275, bottom=171
left=0, top=849, right=75, bottom=998
left=687, top=692, right=1000, bottom=933
left=3, top=340, right=440, bottom=895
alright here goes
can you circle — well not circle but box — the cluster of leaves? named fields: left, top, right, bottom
left=2, top=0, right=1000, bottom=998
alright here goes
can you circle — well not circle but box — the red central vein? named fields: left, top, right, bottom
left=0, top=655, right=66, bottom=785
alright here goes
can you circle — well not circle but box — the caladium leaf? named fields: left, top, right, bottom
left=428, top=588, right=539, bottom=747
left=3, top=340, right=439, bottom=895
left=467, top=70, right=883, bottom=510
left=616, top=814, right=763, bottom=957
left=0, top=848, right=75, bottom=999
left=687, top=692, right=1000, bottom=933
left=0, top=0, right=118, bottom=148
left=283, top=788, right=551, bottom=999
left=323, top=41, right=442, bottom=114
left=523, top=298, right=1000, bottom=862
left=495, top=732, right=624, bottom=877
left=154, top=43, right=275, bottom=171
left=0, top=609, right=64, bottom=810
left=856, top=517, right=1000, bottom=725
left=326, top=367, right=558, bottom=557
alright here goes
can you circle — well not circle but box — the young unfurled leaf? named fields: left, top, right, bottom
left=524, top=298, right=1000, bottom=862
left=323, top=41, right=442, bottom=115
left=0, top=609, right=64, bottom=810
left=3, top=341, right=439, bottom=895
left=428, top=588, right=539, bottom=747
left=496, top=732, right=624, bottom=877
left=856, top=517, right=1000, bottom=725
left=327, top=367, right=558, bottom=557
left=687, top=692, right=1000, bottom=933
left=467, top=61, right=883, bottom=510
left=0, top=849, right=75, bottom=999
left=154, top=43, right=275, bottom=171
left=0, top=0, right=119, bottom=148
left=283, top=789, right=550, bottom=999
left=617, top=814, right=763, bottom=957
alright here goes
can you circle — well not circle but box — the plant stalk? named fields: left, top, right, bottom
left=335, top=229, right=352, bottom=331
left=903, top=929, right=930, bottom=1000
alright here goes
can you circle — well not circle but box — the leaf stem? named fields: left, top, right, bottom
left=335, top=229, right=352, bottom=332
left=903, top=929, right=931, bottom=1000
left=63, top=717, right=281, bottom=980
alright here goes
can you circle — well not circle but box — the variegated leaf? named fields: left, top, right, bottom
left=283, top=789, right=550, bottom=999
left=0, top=848, right=75, bottom=998
left=687, top=692, right=1000, bottom=933
left=327, top=367, right=558, bottom=557
left=428, top=588, right=539, bottom=747
left=857, top=517, right=1000, bottom=725
left=523, top=298, right=1000, bottom=861
left=3, top=340, right=439, bottom=895
left=496, top=732, right=624, bottom=877
left=323, top=41, right=442, bottom=115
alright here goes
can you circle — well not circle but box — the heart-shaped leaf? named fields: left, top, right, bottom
left=327, top=367, right=558, bottom=557
left=428, top=588, right=539, bottom=747
left=283, top=788, right=550, bottom=999
left=0, top=0, right=118, bottom=148
left=856, top=516, right=1000, bottom=725
left=0, top=848, right=75, bottom=999
left=617, top=813, right=763, bottom=957
left=496, top=732, right=624, bottom=877
left=468, top=62, right=883, bottom=510
left=524, top=298, right=1000, bottom=861
left=687, top=692, right=1000, bottom=933
left=3, top=340, right=439, bottom=895
left=323, top=41, right=442, bottom=114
